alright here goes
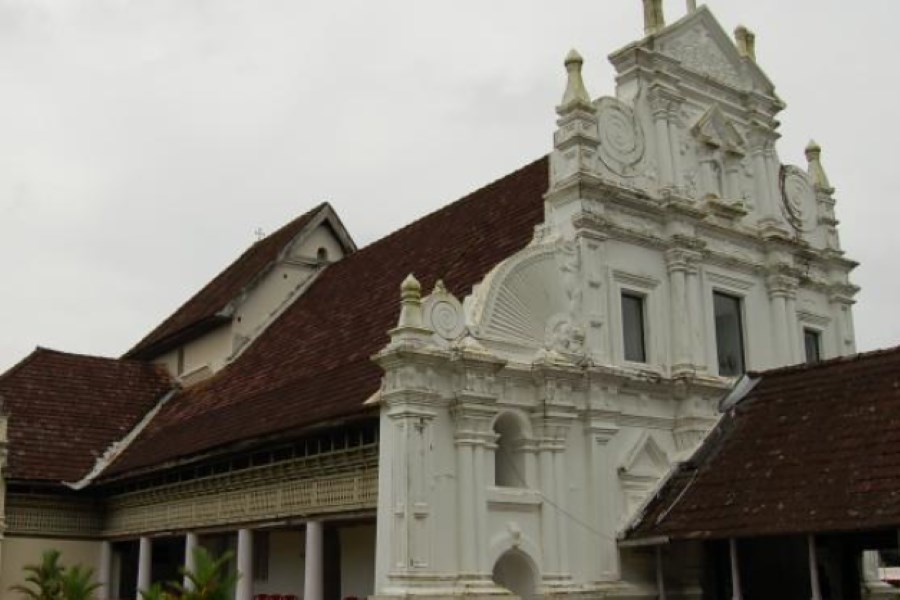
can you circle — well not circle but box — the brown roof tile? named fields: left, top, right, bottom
left=125, top=203, right=329, bottom=359
left=0, top=348, right=173, bottom=482
left=107, top=157, right=549, bottom=475
left=627, top=346, right=900, bottom=541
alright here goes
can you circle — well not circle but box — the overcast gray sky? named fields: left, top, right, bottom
left=1, top=0, right=897, bottom=372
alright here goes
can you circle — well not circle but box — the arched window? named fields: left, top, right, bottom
left=494, top=413, right=526, bottom=488
left=316, top=247, right=329, bottom=263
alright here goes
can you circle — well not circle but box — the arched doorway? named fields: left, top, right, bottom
left=492, top=549, right=537, bottom=600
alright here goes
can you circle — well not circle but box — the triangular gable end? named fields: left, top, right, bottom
left=619, top=432, right=670, bottom=479
left=653, top=6, right=775, bottom=94
left=692, top=105, right=746, bottom=154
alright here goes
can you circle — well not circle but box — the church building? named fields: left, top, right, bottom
left=0, top=2, right=862, bottom=599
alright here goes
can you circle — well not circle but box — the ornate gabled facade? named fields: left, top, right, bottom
left=371, top=3, right=858, bottom=599
left=0, top=3, right=863, bottom=600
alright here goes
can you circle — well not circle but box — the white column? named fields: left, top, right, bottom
left=304, top=521, right=324, bottom=600
left=97, top=541, right=112, bottom=600
left=184, top=532, right=199, bottom=591
left=808, top=535, right=822, bottom=600
left=656, top=546, right=667, bottom=600
left=729, top=539, right=742, bottom=600
left=137, top=537, right=152, bottom=598
left=236, top=529, right=254, bottom=600
left=687, top=268, right=705, bottom=368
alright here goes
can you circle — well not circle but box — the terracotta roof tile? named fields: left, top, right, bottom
left=125, top=203, right=328, bottom=359
left=108, top=157, right=548, bottom=475
left=627, top=345, right=900, bottom=540
left=0, top=348, right=173, bottom=482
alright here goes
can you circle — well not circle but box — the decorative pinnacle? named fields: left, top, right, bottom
left=805, top=140, right=833, bottom=193
left=401, top=273, right=421, bottom=302
left=735, top=25, right=757, bottom=61
left=642, top=0, right=666, bottom=36
left=686, top=0, right=697, bottom=11
left=432, top=279, right=448, bottom=295
left=397, top=273, right=424, bottom=331
left=559, top=49, right=591, bottom=111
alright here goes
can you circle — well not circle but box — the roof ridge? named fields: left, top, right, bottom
left=356, top=156, right=546, bottom=255
left=749, top=343, right=900, bottom=380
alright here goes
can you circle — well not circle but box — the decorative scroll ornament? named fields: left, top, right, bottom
left=779, top=166, right=817, bottom=232
left=595, top=98, right=646, bottom=177
left=423, top=280, right=466, bottom=341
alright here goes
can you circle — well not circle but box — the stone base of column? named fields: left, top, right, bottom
left=862, top=581, right=896, bottom=600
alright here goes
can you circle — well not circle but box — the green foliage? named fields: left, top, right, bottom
left=10, top=549, right=99, bottom=600
left=140, top=548, right=237, bottom=600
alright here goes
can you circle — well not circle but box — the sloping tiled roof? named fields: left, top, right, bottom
left=0, top=348, right=173, bottom=482
left=627, top=345, right=900, bottom=541
left=107, top=157, right=548, bottom=476
left=125, top=203, right=328, bottom=359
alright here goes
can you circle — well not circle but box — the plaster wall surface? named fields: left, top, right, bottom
left=340, top=524, right=376, bottom=599
left=1, top=537, right=101, bottom=600
left=253, top=530, right=306, bottom=597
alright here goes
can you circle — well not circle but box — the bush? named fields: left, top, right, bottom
left=140, top=548, right=237, bottom=600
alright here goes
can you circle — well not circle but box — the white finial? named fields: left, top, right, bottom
left=398, top=274, right=423, bottom=329
left=805, top=140, right=834, bottom=193
left=559, top=49, right=591, bottom=111
left=642, top=0, right=666, bottom=35
left=687, top=0, right=698, bottom=11
left=735, top=26, right=757, bottom=61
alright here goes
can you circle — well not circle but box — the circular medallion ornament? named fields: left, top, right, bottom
left=779, top=166, right=816, bottom=232
left=596, top=98, right=645, bottom=176
left=423, top=292, right=465, bottom=341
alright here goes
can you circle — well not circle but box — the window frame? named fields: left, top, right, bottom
left=620, top=291, right=648, bottom=364
left=611, top=270, right=660, bottom=369
left=712, top=290, right=747, bottom=377
left=803, top=327, right=823, bottom=364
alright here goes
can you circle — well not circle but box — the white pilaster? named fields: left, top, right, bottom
left=587, top=423, right=619, bottom=581
left=137, top=537, right=152, bottom=598
left=473, top=442, right=489, bottom=576
left=184, top=532, right=199, bottom=591
left=456, top=442, right=477, bottom=576
left=651, top=95, right=674, bottom=188
left=729, top=539, right=742, bottom=600
left=553, top=448, right=570, bottom=578
left=98, top=541, right=112, bottom=600
left=538, top=447, right=559, bottom=578
left=236, top=529, right=253, bottom=600
left=807, top=535, right=822, bottom=600
left=304, top=521, right=324, bottom=600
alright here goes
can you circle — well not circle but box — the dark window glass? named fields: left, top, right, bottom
left=714, top=292, right=745, bottom=376
left=804, top=329, right=822, bottom=364
left=622, top=292, right=647, bottom=363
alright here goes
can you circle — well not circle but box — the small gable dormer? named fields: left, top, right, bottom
left=128, top=203, right=356, bottom=384
left=618, top=432, right=672, bottom=522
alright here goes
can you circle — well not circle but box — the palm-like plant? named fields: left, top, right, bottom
left=59, top=566, right=101, bottom=600
left=10, top=549, right=66, bottom=600
left=140, top=548, right=237, bottom=600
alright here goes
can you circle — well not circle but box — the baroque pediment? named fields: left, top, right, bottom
left=692, top=105, right=745, bottom=153
left=654, top=7, right=773, bottom=92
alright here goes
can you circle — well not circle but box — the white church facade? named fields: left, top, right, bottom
left=0, top=2, right=861, bottom=600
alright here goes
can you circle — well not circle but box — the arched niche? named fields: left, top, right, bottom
left=492, top=549, right=538, bottom=600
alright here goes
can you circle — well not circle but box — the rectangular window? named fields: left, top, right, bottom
left=804, top=329, right=822, bottom=364
left=713, top=292, right=745, bottom=376
left=621, top=292, right=647, bottom=363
